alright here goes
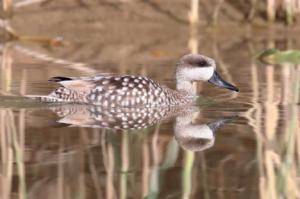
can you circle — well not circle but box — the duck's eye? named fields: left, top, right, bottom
left=196, top=60, right=208, bottom=67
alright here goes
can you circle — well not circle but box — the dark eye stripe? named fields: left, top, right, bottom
left=186, top=57, right=210, bottom=68
left=197, top=60, right=208, bottom=67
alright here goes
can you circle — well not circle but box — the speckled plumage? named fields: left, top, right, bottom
left=44, top=75, right=195, bottom=107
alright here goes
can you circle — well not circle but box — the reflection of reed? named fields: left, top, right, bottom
left=182, top=150, right=194, bottom=199
left=142, top=132, right=150, bottom=197
left=106, top=131, right=116, bottom=199
left=120, top=133, right=129, bottom=199
left=245, top=46, right=300, bottom=198
left=0, top=110, right=13, bottom=199
left=81, top=128, right=103, bottom=199
left=0, top=109, right=26, bottom=199
left=148, top=123, right=161, bottom=198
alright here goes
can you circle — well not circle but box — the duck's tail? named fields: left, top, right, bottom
left=25, top=87, right=86, bottom=103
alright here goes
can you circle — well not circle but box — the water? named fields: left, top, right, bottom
left=1, top=7, right=300, bottom=199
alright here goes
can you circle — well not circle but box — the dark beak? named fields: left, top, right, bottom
left=208, top=71, right=239, bottom=92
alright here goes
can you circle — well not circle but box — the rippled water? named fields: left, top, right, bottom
left=0, top=27, right=299, bottom=199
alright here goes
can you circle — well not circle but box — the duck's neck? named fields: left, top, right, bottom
left=176, top=80, right=197, bottom=96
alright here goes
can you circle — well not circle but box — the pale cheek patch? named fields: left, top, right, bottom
left=181, top=66, right=214, bottom=81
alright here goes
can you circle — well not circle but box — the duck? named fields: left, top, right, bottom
left=33, top=54, right=239, bottom=107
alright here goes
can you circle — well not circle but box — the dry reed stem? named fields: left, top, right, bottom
left=188, top=23, right=198, bottom=96
left=14, top=45, right=97, bottom=74
left=1, top=44, right=12, bottom=95
left=188, top=0, right=199, bottom=25
left=212, top=0, right=224, bottom=26
left=248, top=0, right=258, bottom=21
left=2, top=0, right=12, bottom=17
left=267, top=0, right=276, bottom=22
left=14, top=0, right=48, bottom=8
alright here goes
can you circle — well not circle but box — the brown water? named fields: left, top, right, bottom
left=1, top=3, right=300, bottom=198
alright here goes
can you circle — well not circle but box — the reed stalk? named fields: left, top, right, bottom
left=212, top=0, right=224, bottom=26
left=2, top=0, right=13, bottom=18
left=248, top=0, right=258, bottom=21
left=188, top=0, right=199, bottom=25
left=1, top=44, right=12, bottom=95
left=267, top=0, right=276, bottom=22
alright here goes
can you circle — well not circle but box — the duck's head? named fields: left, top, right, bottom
left=176, top=54, right=239, bottom=93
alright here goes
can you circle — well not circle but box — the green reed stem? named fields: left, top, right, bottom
left=182, top=151, right=194, bottom=198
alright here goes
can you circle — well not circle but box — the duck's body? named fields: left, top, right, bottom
left=45, top=75, right=195, bottom=107
left=34, top=54, right=239, bottom=107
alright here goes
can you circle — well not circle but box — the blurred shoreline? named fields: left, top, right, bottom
left=5, top=0, right=300, bottom=43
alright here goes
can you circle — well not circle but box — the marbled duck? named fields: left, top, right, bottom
left=37, top=54, right=239, bottom=107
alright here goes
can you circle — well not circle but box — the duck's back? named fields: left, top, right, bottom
left=45, top=75, right=190, bottom=107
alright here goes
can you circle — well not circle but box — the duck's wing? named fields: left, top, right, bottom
left=48, top=73, right=114, bottom=92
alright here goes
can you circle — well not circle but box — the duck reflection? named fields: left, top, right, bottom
left=174, top=113, right=234, bottom=151
left=50, top=104, right=235, bottom=152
